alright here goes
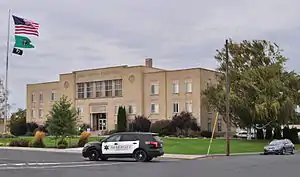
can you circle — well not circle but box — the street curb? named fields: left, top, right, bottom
left=0, top=147, right=298, bottom=160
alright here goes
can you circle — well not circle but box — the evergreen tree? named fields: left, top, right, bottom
left=117, top=106, right=127, bottom=132
left=45, top=95, right=80, bottom=139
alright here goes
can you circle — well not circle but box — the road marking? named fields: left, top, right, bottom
left=0, top=161, right=94, bottom=167
left=0, top=162, right=128, bottom=170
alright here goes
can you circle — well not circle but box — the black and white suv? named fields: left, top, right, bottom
left=82, top=132, right=164, bottom=162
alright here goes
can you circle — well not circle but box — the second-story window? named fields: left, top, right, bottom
left=150, top=81, right=159, bottom=95
left=77, top=83, right=84, bottom=99
left=105, top=80, right=113, bottom=97
left=114, top=79, right=122, bottom=97
left=39, top=92, right=43, bottom=103
left=31, top=93, right=35, bottom=103
left=51, top=91, right=56, bottom=101
left=86, top=82, right=93, bottom=98
left=185, top=79, right=192, bottom=93
left=172, top=80, right=179, bottom=94
left=95, top=81, right=105, bottom=98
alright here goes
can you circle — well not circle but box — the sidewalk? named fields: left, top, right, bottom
left=0, top=146, right=265, bottom=160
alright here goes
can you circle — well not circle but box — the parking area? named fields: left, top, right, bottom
left=0, top=149, right=300, bottom=177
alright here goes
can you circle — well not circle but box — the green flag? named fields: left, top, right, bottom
left=14, top=35, right=34, bottom=48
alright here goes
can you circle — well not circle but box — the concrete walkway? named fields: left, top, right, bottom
left=0, top=146, right=264, bottom=159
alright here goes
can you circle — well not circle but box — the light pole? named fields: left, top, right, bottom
left=225, top=39, right=230, bottom=156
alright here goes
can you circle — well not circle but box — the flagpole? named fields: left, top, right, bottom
left=4, top=9, right=11, bottom=133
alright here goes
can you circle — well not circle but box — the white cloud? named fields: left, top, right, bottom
left=0, top=0, right=300, bottom=111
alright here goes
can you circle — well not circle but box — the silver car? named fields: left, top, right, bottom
left=263, top=139, right=295, bottom=155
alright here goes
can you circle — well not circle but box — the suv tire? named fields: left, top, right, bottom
left=134, top=149, right=148, bottom=162
left=88, top=149, right=100, bottom=161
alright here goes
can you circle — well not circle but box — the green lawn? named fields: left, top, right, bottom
left=1, top=136, right=299, bottom=155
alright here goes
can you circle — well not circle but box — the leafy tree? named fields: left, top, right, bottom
left=131, top=115, right=151, bottom=132
left=167, top=111, right=200, bottom=135
left=203, top=39, right=300, bottom=130
left=149, top=120, right=171, bottom=136
left=9, top=108, right=27, bottom=136
left=116, top=106, right=127, bottom=132
left=45, top=95, right=80, bottom=139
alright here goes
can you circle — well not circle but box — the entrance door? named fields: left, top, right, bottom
left=98, top=113, right=107, bottom=131
left=92, top=113, right=107, bottom=131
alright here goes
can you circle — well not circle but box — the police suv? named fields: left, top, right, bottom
left=82, top=132, right=164, bottom=162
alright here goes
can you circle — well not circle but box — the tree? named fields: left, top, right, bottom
left=203, top=39, right=300, bottom=131
left=116, top=106, right=127, bottom=132
left=167, top=111, right=200, bottom=136
left=45, top=95, right=80, bottom=139
left=131, top=115, right=151, bottom=132
left=9, top=108, right=27, bottom=136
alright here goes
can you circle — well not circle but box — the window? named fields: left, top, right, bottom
left=150, top=103, right=159, bottom=114
left=114, top=79, right=122, bottom=97
left=31, top=93, right=35, bottom=103
left=39, top=92, right=43, bottom=103
left=128, top=104, right=136, bottom=114
left=120, top=134, right=138, bottom=141
left=95, top=81, right=105, bottom=98
left=208, top=118, right=212, bottom=132
left=105, top=80, right=113, bottom=97
left=77, top=106, right=83, bottom=116
left=38, top=109, right=43, bottom=119
left=31, top=109, right=34, bottom=119
left=217, top=118, right=222, bottom=132
left=172, top=80, right=179, bottom=94
left=86, top=82, right=93, bottom=98
left=150, top=82, right=159, bottom=95
left=77, top=83, right=84, bottom=99
left=51, top=91, right=56, bottom=101
left=105, top=134, right=121, bottom=142
left=172, top=102, right=179, bottom=113
left=185, top=79, right=192, bottom=93
left=185, top=101, right=192, bottom=113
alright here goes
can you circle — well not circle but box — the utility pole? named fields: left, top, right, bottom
left=225, top=39, right=230, bottom=156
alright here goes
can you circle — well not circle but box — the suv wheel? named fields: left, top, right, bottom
left=88, top=149, right=100, bottom=161
left=134, top=149, right=148, bottom=162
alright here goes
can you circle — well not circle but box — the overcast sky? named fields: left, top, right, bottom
left=1, top=0, right=300, bottom=113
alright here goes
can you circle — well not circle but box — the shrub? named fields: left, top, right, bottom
left=273, top=126, right=282, bottom=139
left=9, top=139, right=30, bottom=147
left=290, top=127, right=300, bottom=144
left=167, top=111, right=200, bottom=136
left=200, top=130, right=213, bottom=138
left=265, top=126, right=273, bottom=140
left=57, top=138, right=68, bottom=149
left=149, top=120, right=171, bottom=136
left=78, top=123, right=91, bottom=134
left=256, top=129, right=264, bottom=140
left=77, top=131, right=91, bottom=147
left=31, top=131, right=45, bottom=148
left=282, top=126, right=291, bottom=139
left=131, top=115, right=151, bottom=132
left=26, top=122, right=39, bottom=134
left=9, top=109, right=27, bottom=136
left=1, top=132, right=15, bottom=138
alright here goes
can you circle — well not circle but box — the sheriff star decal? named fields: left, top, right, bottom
left=104, top=145, right=109, bottom=150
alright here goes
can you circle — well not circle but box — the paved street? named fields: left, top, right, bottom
left=0, top=149, right=299, bottom=177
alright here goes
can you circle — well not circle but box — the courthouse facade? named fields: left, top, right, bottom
left=26, top=58, right=227, bottom=134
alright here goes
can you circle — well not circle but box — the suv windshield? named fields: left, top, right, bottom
left=269, top=141, right=281, bottom=146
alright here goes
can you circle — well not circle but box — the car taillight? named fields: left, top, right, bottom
left=145, top=141, right=158, bottom=148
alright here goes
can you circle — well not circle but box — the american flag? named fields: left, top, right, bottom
left=12, top=15, right=39, bottom=36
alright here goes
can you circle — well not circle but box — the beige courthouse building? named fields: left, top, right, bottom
left=26, top=58, right=227, bottom=135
